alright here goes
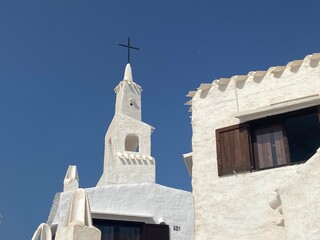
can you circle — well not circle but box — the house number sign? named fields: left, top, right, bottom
left=173, top=226, right=181, bottom=231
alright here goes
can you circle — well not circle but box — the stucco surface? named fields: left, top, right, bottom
left=98, top=64, right=155, bottom=186
left=189, top=54, right=320, bottom=239
left=55, top=225, right=101, bottom=240
left=98, top=113, right=155, bottom=185
left=278, top=148, right=320, bottom=240
left=31, top=223, right=52, bottom=240
left=49, top=183, right=195, bottom=240
left=36, top=63, right=195, bottom=240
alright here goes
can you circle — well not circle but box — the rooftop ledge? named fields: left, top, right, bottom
left=235, top=94, right=320, bottom=121
left=91, top=212, right=154, bottom=223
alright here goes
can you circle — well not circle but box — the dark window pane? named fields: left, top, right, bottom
left=93, top=219, right=143, bottom=240
left=95, top=224, right=114, bottom=240
left=119, top=226, right=141, bottom=240
left=143, top=224, right=170, bottom=240
left=285, top=112, right=320, bottom=163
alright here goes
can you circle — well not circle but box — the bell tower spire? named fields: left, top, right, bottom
left=123, top=63, right=133, bottom=81
left=114, top=63, right=142, bottom=120
left=97, top=63, right=155, bottom=186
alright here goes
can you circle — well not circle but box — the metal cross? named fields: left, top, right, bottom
left=118, top=37, right=140, bottom=63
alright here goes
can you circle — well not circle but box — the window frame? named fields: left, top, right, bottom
left=92, top=219, right=170, bottom=240
left=216, top=106, right=320, bottom=176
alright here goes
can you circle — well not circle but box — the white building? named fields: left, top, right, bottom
left=32, top=63, right=194, bottom=240
left=184, top=53, right=320, bottom=240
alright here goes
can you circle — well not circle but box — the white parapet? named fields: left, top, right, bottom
left=63, top=165, right=79, bottom=192
left=31, top=223, right=52, bottom=240
left=55, top=189, right=101, bottom=240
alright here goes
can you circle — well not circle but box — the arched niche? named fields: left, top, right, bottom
left=125, top=134, right=139, bottom=152
left=106, top=138, right=114, bottom=164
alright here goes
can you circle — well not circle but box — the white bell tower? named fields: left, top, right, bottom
left=97, top=64, right=155, bottom=186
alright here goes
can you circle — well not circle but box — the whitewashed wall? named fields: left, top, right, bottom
left=278, top=149, right=320, bottom=240
left=42, top=63, right=195, bottom=240
left=189, top=54, right=320, bottom=240
left=49, top=183, right=194, bottom=240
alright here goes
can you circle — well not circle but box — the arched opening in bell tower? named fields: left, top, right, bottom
left=125, top=134, right=139, bottom=152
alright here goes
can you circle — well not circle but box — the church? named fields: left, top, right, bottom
left=31, top=63, right=195, bottom=240
left=184, top=53, right=320, bottom=240
left=30, top=46, right=320, bottom=240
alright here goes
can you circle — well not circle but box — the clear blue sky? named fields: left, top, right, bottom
left=0, top=0, right=319, bottom=239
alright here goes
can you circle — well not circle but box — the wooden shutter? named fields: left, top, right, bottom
left=143, top=224, right=169, bottom=240
left=216, top=124, right=251, bottom=176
